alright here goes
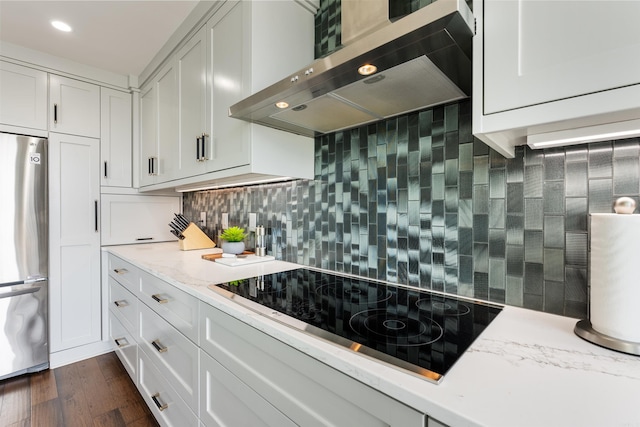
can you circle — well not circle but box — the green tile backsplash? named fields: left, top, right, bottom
left=183, top=99, right=640, bottom=318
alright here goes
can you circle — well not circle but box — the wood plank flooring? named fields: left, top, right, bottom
left=0, top=352, right=158, bottom=427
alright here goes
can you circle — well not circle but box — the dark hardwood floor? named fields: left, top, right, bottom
left=0, top=352, right=159, bottom=427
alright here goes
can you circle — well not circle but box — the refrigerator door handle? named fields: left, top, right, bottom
left=0, top=277, right=47, bottom=288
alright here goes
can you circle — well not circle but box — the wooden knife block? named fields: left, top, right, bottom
left=179, top=223, right=216, bottom=251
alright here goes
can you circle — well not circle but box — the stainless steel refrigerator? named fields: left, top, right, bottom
left=0, top=132, right=49, bottom=380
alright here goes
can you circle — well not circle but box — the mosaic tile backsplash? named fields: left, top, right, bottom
left=183, top=99, right=640, bottom=318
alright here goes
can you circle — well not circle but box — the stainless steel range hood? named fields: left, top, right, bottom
left=229, top=0, right=474, bottom=137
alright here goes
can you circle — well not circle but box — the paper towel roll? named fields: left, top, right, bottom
left=590, top=213, right=640, bottom=343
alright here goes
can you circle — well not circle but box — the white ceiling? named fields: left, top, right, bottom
left=0, top=0, right=199, bottom=76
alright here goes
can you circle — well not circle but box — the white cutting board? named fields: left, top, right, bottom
left=214, top=255, right=275, bottom=267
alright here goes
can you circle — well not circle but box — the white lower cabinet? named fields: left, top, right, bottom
left=109, top=313, right=138, bottom=382
left=139, top=302, right=199, bottom=412
left=199, top=350, right=295, bottom=427
left=139, top=349, right=198, bottom=427
left=199, top=301, right=425, bottom=427
left=107, top=253, right=429, bottom=427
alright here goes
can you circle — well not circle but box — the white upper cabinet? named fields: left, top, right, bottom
left=101, top=87, right=132, bottom=188
left=138, top=0, right=316, bottom=191
left=49, top=75, right=100, bottom=138
left=139, top=82, right=158, bottom=187
left=0, top=61, right=48, bottom=131
left=177, top=26, right=208, bottom=178
left=473, top=0, right=640, bottom=157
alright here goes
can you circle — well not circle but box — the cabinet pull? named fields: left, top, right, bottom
left=113, top=268, right=128, bottom=275
left=200, top=133, right=208, bottom=161
left=136, top=237, right=153, bottom=241
left=94, top=200, right=99, bottom=232
left=114, top=337, right=128, bottom=348
left=148, top=156, right=158, bottom=176
left=113, top=300, right=128, bottom=308
left=196, top=135, right=201, bottom=161
left=151, top=294, right=168, bottom=304
left=104, top=161, right=108, bottom=178
left=151, top=393, right=168, bottom=411
left=54, top=103, right=58, bottom=124
left=151, top=339, right=168, bottom=353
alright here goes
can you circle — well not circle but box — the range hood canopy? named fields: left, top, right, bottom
left=229, top=0, right=474, bottom=137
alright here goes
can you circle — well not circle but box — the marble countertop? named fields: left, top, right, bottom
left=104, top=242, right=640, bottom=427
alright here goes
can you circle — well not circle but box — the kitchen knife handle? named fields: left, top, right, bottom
left=94, top=200, right=99, bottom=232
left=151, top=339, right=168, bottom=353
left=54, top=103, right=58, bottom=124
left=151, top=393, right=168, bottom=411
left=104, top=161, right=108, bottom=178
left=113, top=300, right=128, bottom=308
left=151, top=294, right=168, bottom=304
left=114, top=337, right=127, bottom=348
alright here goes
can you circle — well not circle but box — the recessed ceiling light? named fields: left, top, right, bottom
left=51, top=20, right=72, bottom=32
left=275, top=101, right=289, bottom=109
left=358, top=64, right=377, bottom=76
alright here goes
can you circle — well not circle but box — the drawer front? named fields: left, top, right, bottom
left=139, top=269, right=199, bottom=343
left=139, top=349, right=198, bottom=427
left=109, top=314, right=137, bottom=382
left=109, top=277, right=138, bottom=334
left=139, top=302, right=199, bottom=412
left=200, top=301, right=424, bottom=427
left=200, top=350, right=296, bottom=427
left=108, top=254, right=140, bottom=294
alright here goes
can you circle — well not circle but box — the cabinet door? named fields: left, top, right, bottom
left=49, top=75, right=100, bottom=137
left=49, top=133, right=101, bottom=352
left=139, top=82, right=158, bottom=187
left=483, top=0, right=640, bottom=115
left=101, top=194, right=180, bottom=245
left=101, top=87, right=132, bottom=187
left=200, top=350, right=296, bottom=427
left=0, top=61, right=48, bottom=130
left=207, top=2, right=250, bottom=172
left=178, top=26, right=208, bottom=178
left=157, top=60, right=179, bottom=182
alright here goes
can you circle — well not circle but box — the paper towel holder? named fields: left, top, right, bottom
left=575, top=198, right=640, bottom=356
left=574, top=320, right=640, bottom=356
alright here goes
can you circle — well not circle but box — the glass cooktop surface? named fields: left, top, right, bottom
left=210, top=268, right=502, bottom=383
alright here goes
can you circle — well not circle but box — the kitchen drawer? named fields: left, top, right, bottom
left=109, top=313, right=137, bottom=382
left=139, top=269, right=199, bottom=343
left=108, top=277, right=138, bottom=334
left=108, top=254, right=140, bottom=295
left=139, top=302, right=199, bottom=413
left=200, top=350, right=296, bottom=427
left=200, top=301, right=424, bottom=427
left=139, top=349, right=198, bottom=427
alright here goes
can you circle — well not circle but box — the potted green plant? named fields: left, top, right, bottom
left=219, top=226, right=247, bottom=254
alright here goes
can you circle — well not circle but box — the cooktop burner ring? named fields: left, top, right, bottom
left=349, top=309, right=444, bottom=347
left=415, top=297, right=471, bottom=316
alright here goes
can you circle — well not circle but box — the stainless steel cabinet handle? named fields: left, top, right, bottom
left=114, top=337, right=128, bottom=348
left=113, top=268, right=128, bottom=275
left=151, top=339, right=168, bottom=353
left=200, top=133, right=208, bottom=161
left=104, top=161, right=108, bottom=178
left=113, top=300, right=128, bottom=308
left=151, top=393, right=168, bottom=411
left=148, top=156, right=158, bottom=176
left=94, top=200, right=99, bottom=232
left=54, top=103, right=58, bottom=124
left=196, top=135, right=201, bottom=161
left=151, top=294, right=168, bottom=304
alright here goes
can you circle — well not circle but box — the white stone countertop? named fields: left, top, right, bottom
left=104, top=242, right=640, bottom=427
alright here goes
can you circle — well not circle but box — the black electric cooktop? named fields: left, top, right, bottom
left=210, top=268, right=502, bottom=383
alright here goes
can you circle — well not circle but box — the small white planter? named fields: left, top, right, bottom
left=221, top=241, right=245, bottom=254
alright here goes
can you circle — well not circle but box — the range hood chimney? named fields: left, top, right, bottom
left=229, top=0, right=474, bottom=137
